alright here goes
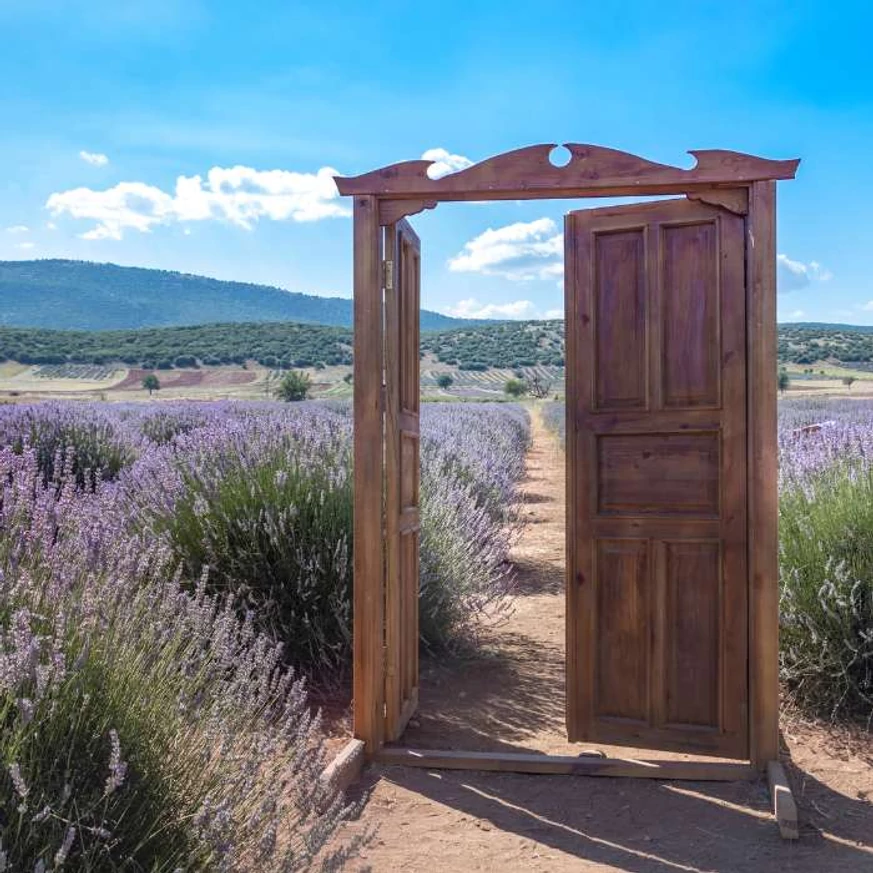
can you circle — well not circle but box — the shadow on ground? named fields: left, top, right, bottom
left=348, top=761, right=872, bottom=873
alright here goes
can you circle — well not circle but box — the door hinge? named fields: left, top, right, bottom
left=383, top=259, right=394, bottom=291
left=383, top=702, right=388, bottom=718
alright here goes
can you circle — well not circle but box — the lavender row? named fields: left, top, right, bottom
left=0, top=399, right=530, bottom=869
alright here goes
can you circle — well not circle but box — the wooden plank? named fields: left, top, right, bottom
left=376, top=747, right=758, bottom=781
left=748, top=181, right=780, bottom=769
left=320, top=738, right=367, bottom=799
left=335, top=145, right=799, bottom=202
left=564, top=210, right=588, bottom=740
left=383, top=221, right=402, bottom=741
left=383, top=219, right=422, bottom=743
left=767, top=761, right=799, bottom=839
left=352, top=195, right=385, bottom=754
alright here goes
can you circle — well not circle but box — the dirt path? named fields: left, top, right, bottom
left=340, top=407, right=873, bottom=872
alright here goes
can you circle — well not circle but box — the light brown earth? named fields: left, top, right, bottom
left=333, top=408, right=873, bottom=872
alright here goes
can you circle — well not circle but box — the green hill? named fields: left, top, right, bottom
left=421, top=320, right=565, bottom=369
left=0, top=322, right=353, bottom=370
left=4, top=310, right=873, bottom=374
left=0, top=260, right=470, bottom=332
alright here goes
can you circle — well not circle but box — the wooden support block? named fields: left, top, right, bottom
left=767, top=760, right=799, bottom=839
left=376, top=747, right=757, bottom=781
left=320, top=738, right=367, bottom=797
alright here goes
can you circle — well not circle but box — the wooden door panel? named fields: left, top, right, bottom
left=384, top=219, right=421, bottom=741
left=593, top=229, right=648, bottom=410
left=566, top=197, right=748, bottom=759
left=596, top=432, right=720, bottom=517
left=594, top=538, right=649, bottom=723
left=661, top=222, right=720, bottom=408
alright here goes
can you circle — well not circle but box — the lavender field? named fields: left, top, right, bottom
left=0, top=400, right=529, bottom=871
left=544, top=399, right=873, bottom=724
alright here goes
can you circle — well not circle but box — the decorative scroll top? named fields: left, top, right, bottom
left=334, top=143, right=799, bottom=203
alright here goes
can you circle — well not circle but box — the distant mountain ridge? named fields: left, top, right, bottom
left=0, top=259, right=474, bottom=332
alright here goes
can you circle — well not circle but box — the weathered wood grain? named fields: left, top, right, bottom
left=336, top=144, right=798, bottom=202
left=352, top=196, right=385, bottom=754
left=565, top=197, right=748, bottom=759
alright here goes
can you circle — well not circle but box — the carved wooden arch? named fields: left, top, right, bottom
left=335, top=143, right=798, bottom=222
left=340, top=143, right=800, bottom=820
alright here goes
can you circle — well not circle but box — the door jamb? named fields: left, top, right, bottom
left=339, top=146, right=795, bottom=792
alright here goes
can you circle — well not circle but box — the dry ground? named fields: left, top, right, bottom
left=335, top=408, right=873, bottom=872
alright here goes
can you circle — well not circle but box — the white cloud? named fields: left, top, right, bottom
left=422, top=148, right=474, bottom=180
left=449, top=218, right=563, bottom=281
left=5, top=225, right=29, bottom=233
left=777, top=253, right=832, bottom=292
left=79, top=150, right=110, bottom=167
left=45, top=222, right=57, bottom=230
left=782, top=309, right=806, bottom=320
left=446, top=298, right=537, bottom=319
left=443, top=299, right=564, bottom=320
left=46, top=164, right=350, bottom=240
left=15, top=241, right=35, bottom=250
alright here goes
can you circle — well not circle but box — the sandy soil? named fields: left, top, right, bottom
left=335, top=408, right=873, bottom=872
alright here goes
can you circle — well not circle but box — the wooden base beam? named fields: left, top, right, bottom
left=320, top=738, right=367, bottom=800
left=767, top=760, right=799, bottom=839
left=376, top=747, right=757, bottom=781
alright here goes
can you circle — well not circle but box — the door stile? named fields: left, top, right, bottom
left=383, top=219, right=421, bottom=741
left=352, top=195, right=386, bottom=753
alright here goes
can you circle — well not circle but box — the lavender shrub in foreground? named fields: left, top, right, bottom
left=0, top=445, right=360, bottom=871
left=0, top=400, right=530, bottom=674
left=779, top=399, right=873, bottom=722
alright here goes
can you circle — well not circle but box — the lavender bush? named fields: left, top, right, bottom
left=0, top=399, right=529, bottom=675
left=780, top=399, right=873, bottom=721
left=0, top=445, right=360, bottom=871
left=541, top=402, right=565, bottom=446
left=0, top=397, right=529, bottom=866
left=0, top=402, right=143, bottom=488
left=419, top=404, right=530, bottom=646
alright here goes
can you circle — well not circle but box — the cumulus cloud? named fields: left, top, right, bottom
left=5, top=225, right=29, bottom=233
left=782, top=309, right=806, bottom=320
left=777, top=253, right=832, bottom=292
left=79, top=150, right=110, bottom=167
left=449, top=218, right=563, bottom=282
left=46, top=164, right=350, bottom=240
left=422, top=147, right=474, bottom=179
left=446, top=298, right=536, bottom=319
left=15, top=241, right=35, bottom=250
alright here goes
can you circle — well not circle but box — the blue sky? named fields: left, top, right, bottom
left=1, top=0, right=871, bottom=323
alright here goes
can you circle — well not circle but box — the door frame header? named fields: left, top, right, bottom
left=335, top=143, right=799, bottom=224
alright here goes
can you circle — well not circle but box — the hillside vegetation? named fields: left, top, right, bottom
left=0, top=259, right=470, bottom=331
left=4, top=316, right=873, bottom=372
left=779, top=324, right=873, bottom=365
left=421, top=320, right=565, bottom=369
left=0, top=322, right=353, bottom=369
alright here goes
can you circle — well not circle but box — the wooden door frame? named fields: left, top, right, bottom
left=336, top=145, right=796, bottom=774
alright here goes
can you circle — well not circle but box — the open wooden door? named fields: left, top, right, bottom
left=565, top=197, right=748, bottom=759
left=383, top=219, right=421, bottom=741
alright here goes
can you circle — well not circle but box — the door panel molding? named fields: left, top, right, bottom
left=565, top=197, right=748, bottom=759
